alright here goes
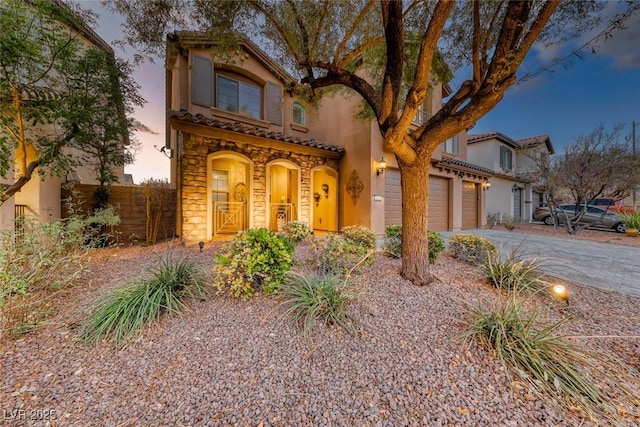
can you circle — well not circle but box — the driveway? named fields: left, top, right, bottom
left=440, top=229, right=640, bottom=297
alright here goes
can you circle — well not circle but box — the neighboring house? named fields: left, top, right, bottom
left=467, top=132, right=555, bottom=222
left=4, top=1, right=127, bottom=229
left=166, top=32, right=493, bottom=243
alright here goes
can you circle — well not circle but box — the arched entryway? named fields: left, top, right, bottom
left=207, top=152, right=252, bottom=237
left=311, top=166, right=338, bottom=232
left=267, top=160, right=300, bottom=231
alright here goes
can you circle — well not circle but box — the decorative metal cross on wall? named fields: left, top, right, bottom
left=346, top=169, right=364, bottom=206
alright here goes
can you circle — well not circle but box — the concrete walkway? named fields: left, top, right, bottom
left=439, top=229, right=640, bottom=297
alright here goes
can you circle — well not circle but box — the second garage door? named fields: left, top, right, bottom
left=462, top=181, right=478, bottom=229
left=428, top=176, right=449, bottom=231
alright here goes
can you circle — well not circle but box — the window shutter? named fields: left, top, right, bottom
left=266, top=82, right=282, bottom=125
left=192, top=55, right=213, bottom=107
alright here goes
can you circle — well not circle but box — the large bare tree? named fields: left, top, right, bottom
left=105, top=0, right=639, bottom=284
left=534, top=123, right=640, bottom=234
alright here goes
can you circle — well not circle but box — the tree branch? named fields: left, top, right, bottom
left=394, top=0, right=454, bottom=136
left=333, top=0, right=377, bottom=64
left=378, top=0, right=404, bottom=126
left=336, top=36, right=385, bottom=69
left=300, top=62, right=380, bottom=117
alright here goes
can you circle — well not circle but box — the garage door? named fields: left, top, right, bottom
left=384, top=169, right=402, bottom=227
left=462, top=181, right=478, bottom=229
left=429, top=176, right=449, bottom=231
left=385, top=171, right=450, bottom=231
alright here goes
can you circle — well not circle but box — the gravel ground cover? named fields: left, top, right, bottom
left=2, top=229, right=639, bottom=427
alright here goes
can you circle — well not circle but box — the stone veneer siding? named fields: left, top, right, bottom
left=180, top=133, right=339, bottom=242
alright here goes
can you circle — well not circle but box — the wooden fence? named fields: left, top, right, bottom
left=61, top=184, right=176, bottom=245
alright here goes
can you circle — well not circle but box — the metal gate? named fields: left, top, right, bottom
left=213, top=202, right=246, bottom=235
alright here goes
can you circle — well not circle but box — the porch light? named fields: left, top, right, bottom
left=552, top=283, right=569, bottom=306
left=321, top=183, right=329, bottom=198
left=482, top=180, right=491, bottom=190
left=376, top=157, right=387, bottom=176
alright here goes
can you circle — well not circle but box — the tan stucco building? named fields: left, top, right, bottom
left=166, top=33, right=493, bottom=243
left=2, top=1, right=127, bottom=230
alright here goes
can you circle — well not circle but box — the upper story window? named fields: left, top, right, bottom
left=190, top=54, right=283, bottom=126
left=292, top=102, right=305, bottom=126
left=442, top=135, right=459, bottom=155
left=217, top=75, right=261, bottom=119
left=500, top=146, right=513, bottom=171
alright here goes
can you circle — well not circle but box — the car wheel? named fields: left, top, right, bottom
left=614, top=222, right=627, bottom=233
left=543, top=216, right=555, bottom=226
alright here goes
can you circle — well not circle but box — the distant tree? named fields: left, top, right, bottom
left=535, top=124, right=640, bottom=234
left=107, top=0, right=639, bottom=284
left=0, top=0, right=143, bottom=203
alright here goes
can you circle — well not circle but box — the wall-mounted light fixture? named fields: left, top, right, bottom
left=376, top=156, right=387, bottom=176
left=482, top=180, right=491, bottom=190
left=321, top=183, right=329, bottom=198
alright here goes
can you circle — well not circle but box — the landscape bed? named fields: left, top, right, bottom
left=2, top=235, right=639, bottom=426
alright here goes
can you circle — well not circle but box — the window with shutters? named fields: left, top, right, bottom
left=292, top=102, right=305, bottom=126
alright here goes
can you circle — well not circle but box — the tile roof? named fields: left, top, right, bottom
left=167, top=110, right=345, bottom=155
left=438, top=157, right=494, bottom=175
left=468, top=132, right=555, bottom=154
left=515, top=134, right=555, bottom=154
left=467, top=132, right=518, bottom=148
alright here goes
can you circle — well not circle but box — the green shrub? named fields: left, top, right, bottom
left=463, top=291, right=609, bottom=421
left=341, top=225, right=376, bottom=251
left=383, top=225, right=402, bottom=258
left=382, top=226, right=444, bottom=263
left=311, top=233, right=374, bottom=276
left=80, top=253, right=206, bottom=348
left=0, top=216, right=92, bottom=310
left=279, top=272, right=355, bottom=344
left=620, top=212, right=640, bottom=230
left=449, top=233, right=496, bottom=264
left=428, top=231, right=445, bottom=263
left=213, top=228, right=295, bottom=298
left=281, top=220, right=311, bottom=243
left=483, top=248, right=544, bottom=292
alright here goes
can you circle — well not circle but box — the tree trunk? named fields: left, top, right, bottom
left=399, top=158, right=433, bottom=285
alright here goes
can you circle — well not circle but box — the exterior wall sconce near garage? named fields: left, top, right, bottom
left=482, top=180, right=491, bottom=190
left=376, top=157, right=387, bottom=176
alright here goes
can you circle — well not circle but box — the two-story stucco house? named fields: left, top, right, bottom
left=165, top=32, right=493, bottom=243
left=467, top=132, right=554, bottom=222
left=1, top=0, right=128, bottom=231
